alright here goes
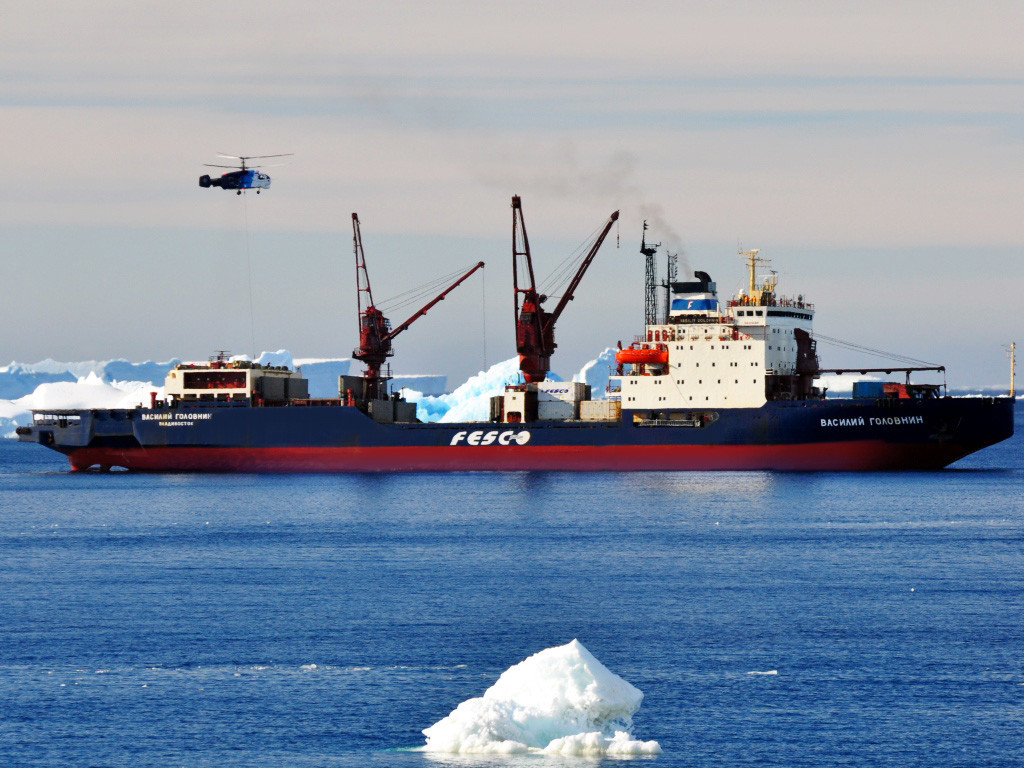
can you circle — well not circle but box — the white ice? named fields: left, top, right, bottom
left=572, top=346, right=617, bottom=395
left=403, top=349, right=620, bottom=424
left=402, top=357, right=529, bottom=423
left=1, top=373, right=164, bottom=437
left=421, top=639, right=661, bottom=757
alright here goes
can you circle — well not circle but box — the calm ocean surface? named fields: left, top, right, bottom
left=2, top=403, right=1022, bottom=767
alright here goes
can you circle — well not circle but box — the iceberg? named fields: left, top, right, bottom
left=1, top=373, right=164, bottom=438
left=403, top=351, right=620, bottom=424
left=573, top=346, right=617, bottom=395
left=0, top=357, right=178, bottom=399
left=421, top=639, right=661, bottom=757
left=403, top=357, right=529, bottom=423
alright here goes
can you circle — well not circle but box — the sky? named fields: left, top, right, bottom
left=2, top=1, right=1022, bottom=388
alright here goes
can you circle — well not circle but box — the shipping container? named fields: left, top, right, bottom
left=580, top=400, right=621, bottom=421
left=537, top=399, right=576, bottom=421
left=852, top=381, right=884, bottom=399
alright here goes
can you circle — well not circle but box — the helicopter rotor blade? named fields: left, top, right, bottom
left=216, top=153, right=293, bottom=161
left=205, top=153, right=292, bottom=172
left=239, top=153, right=293, bottom=160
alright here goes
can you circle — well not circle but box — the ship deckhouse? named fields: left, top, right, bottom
left=164, top=356, right=308, bottom=405
left=612, top=249, right=820, bottom=411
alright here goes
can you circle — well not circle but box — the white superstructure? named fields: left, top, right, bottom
left=610, top=250, right=820, bottom=411
left=164, top=359, right=308, bottom=404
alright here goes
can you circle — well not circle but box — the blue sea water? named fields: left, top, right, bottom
left=1, top=404, right=1022, bottom=767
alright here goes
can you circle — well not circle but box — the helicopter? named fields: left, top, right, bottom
left=198, top=153, right=292, bottom=194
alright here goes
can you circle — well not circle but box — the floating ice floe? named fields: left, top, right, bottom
left=421, top=639, right=661, bottom=757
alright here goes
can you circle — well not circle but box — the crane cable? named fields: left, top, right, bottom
left=481, top=264, right=487, bottom=372
left=376, top=264, right=483, bottom=314
left=811, top=332, right=940, bottom=368
left=537, top=220, right=606, bottom=300
left=242, top=193, right=257, bottom=360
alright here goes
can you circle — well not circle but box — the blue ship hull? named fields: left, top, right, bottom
left=17, top=396, right=1014, bottom=472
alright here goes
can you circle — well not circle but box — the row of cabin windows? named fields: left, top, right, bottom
left=630, top=396, right=730, bottom=402
left=672, top=344, right=758, bottom=351
left=628, top=382, right=762, bottom=404
left=688, top=361, right=760, bottom=367
left=737, top=310, right=764, bottom=316
left=629, top=360, right=759, bottom=381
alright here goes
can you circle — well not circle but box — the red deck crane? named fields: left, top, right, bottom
left=512, top=196, right=619, bottom=383
left=351, top=212, right=484, bottom=401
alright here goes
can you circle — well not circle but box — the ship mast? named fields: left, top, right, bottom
left=1010, top=341, right=1016, bottom=398
left=741, top=248, right=775, bottom=302
left=641, top=222, right=661, bottom=326
left=661, top=250, right=677, bottom=325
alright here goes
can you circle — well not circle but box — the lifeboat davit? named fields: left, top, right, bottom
left=615, top=345, right=669, bottom=365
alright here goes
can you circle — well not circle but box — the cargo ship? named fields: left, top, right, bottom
left=16, top=199, right=1015, bottom=471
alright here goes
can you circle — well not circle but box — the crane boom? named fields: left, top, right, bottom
left=350, top=212, right=484, bottom=403
left=352, top=211, right=385, bottom=342
left=382, top=261, right=485, bottom=345
left=544, top=209, right=619, bottom=331
left=511, top=195, right=619, bottom=383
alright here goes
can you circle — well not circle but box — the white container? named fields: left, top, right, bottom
left=579, top=400, right=621, bottom=421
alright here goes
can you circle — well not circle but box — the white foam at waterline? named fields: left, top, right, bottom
left=747, top=670, right=778, bottom=676
left=421, top=639, right=661, bottom=756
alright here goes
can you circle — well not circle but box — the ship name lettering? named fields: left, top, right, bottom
left=820, top=417, right=866, bottom=427
left=868, top=415, right=925, bottom=426
left=141, top=412, right=213, bottom=423
left=820, top=415, right=926, bottom=428
left=450, top=429, right=531, bottom=446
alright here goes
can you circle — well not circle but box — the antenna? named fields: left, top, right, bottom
left=740, top=248, right=769, bottom=298
left=661, top=250, right=678, bottom=325
left=641, top=221, right=661, bottom=326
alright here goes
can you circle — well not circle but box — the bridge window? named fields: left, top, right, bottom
left=183, top=371, right=247, bottom=389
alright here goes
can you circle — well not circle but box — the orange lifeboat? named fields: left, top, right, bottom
left=615, top=345, right=669, bottom=365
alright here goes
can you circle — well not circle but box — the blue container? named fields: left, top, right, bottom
left=853, top=380, right=884, bottom=399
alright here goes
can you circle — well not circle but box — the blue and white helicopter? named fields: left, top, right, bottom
left=198, top=153, right=291, bottom=194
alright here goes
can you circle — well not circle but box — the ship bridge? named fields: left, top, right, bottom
left=613, top=249, right=823, bottom=412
